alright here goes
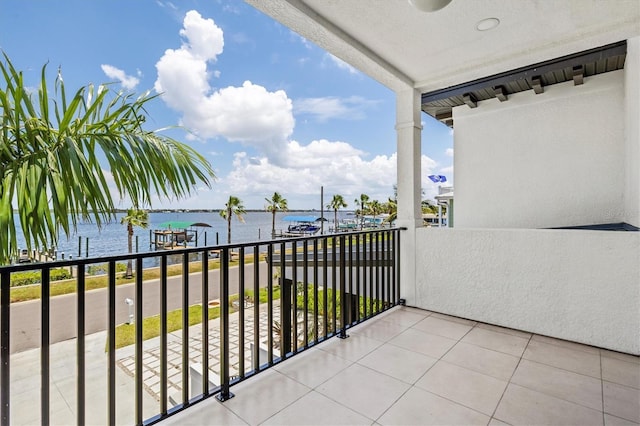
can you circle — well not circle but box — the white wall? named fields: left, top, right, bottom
left=453, top=71, right=626, bottom=229
left=625, top=37, right=640, bottom=228
left=413, top=227, right=640, bottom=355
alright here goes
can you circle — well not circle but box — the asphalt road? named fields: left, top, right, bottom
left=7, top=259, right=384, bottom=354
left=8, top=262, right=270, bottom=354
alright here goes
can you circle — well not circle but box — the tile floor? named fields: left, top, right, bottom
left=160, top=306, right=640, bottom=426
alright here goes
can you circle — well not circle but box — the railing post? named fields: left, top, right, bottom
left=107, top=261, right=116, bottom=426
left=135, top=258, right=144, bottom=425
left=279, top=242, right=292, bottom=358
left=331, top=236, right=337, bottom=334
left=252, top=246, right=260, bottom=372
left=181, top=254, right=190, bottom=404
left=338, top=235, right=348, bottom=339
left=41, top=267, right=50, bottom=426
left=238, top=247, right=245, bottom=378
left=1, top=270, right=10, bottom=426
left=160, top=256, right=168, bottom=415
left=201, top=250, right=210, bottom=394
left=76, top=264, right=86, bottom=426
left=216, top=248, right=234, bottom=402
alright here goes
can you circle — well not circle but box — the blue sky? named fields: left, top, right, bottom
left=1, top=0, right=453, bottom=210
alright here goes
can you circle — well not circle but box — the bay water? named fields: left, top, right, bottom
left=13, top=210, right=355, bottom=260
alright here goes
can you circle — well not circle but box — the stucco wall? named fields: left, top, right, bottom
left=412, top=227, right=640, bottom=355
left=453, top=71, right=626, bottom=229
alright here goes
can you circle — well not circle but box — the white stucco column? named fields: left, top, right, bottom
left=395, top=88, right=422, bottom=305
left=625, top=36, right=640, bottom=228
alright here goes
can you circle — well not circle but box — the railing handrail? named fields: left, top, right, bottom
left=0, top=227, right=401, bottom=272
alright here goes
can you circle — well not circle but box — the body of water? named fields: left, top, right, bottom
left=14, top=211, right=356, bottom=260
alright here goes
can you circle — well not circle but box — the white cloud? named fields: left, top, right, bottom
left=445, top=148, right=454, bottom=157
left=100, top=64, right=140, bottom=89
left=155, top=10, right=294, bottom=163
left=218, top=139, right=438, bottom=208
left=294, top=96, right=378, bottom=122
left=325, top=53, right=359, bottom=75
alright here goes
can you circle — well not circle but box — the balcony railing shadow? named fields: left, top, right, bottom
left=0, top=228, right=400, bottom=425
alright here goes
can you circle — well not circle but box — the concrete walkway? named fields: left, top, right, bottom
left=8, top=302, right=279, bottom=425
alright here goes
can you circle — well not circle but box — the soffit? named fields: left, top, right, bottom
left=423, top=41, right=628, bottom=127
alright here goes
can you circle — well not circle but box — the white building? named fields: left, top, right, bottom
left=247, top=0, right=640, bottom=355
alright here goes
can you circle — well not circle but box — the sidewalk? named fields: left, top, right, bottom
left=9, top=303, right=280, bottom=425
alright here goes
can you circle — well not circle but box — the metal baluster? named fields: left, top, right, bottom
left=368, top=233, right=377, bottom=316
left=338, top=235, right=348, bottom=339
left=135, top=258, right=143, bottom=425
left=181, top=255, right=189, bottom=404
left=303, top=242, right=309, bottom=348
left=356, top=234, right=361, bottom=322
left=108, top=261, right=116, bottom=426
left=216, top=248, right=234, bottom=401
left=238, top=247, right=245, bottom=378
left=291, top=241, right=297, bottom=354
left=202, top=250, right=209, bottom=395
left=1, top=270, right=10, bottom=426
left=375, top=232, right=380, bottom=313
left=313, top=239, right=319, bottom=344
left=267, top=244, right=274, bottom=365
left=322, top=238, right=328, bottom=338
left=41, top=267, right=50, bottom=425
left=253, top=246, right=260, bottom=372
left=331, top=236, right=337, bottom=334
left=76, top=263, right=85, bottom=426
left=279, top=242, right=290, bottom=359
left=160, top=256, right=168, bottom=414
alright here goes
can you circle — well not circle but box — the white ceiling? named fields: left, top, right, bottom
left=245, top=0, right=640, bottom=93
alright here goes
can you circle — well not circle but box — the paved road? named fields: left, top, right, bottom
left=8, top=262, right=270, bottom=353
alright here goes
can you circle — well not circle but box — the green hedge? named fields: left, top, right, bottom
left=10, top=268, right=72, bottom=287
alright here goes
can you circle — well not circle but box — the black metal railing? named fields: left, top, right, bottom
left=0, top=228, right=400, bottom=425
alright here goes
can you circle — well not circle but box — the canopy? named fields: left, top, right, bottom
left=282, top=215, right=321, bottom=223
left=159, top=221, right=212, bottom=229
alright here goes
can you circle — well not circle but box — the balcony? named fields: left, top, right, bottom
left=2, top=227, right=639, bottom=425
left=0, top=229, right=401, bottom=425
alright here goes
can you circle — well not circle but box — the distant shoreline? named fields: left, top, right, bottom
left=11, top=209, right=356, bottom=214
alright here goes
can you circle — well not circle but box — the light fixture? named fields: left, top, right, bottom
left=408, top=0, right=452, bottom=13
left=476, top=17, right=500, bottom=31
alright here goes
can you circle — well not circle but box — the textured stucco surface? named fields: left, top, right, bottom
left=454, top=70, right=626, bottom=229
left=625, top=37, right=640, bottom=228
left=412, top=227, right=640, bottom=355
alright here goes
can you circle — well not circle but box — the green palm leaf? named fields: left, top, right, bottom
left=0, top=52, right=215, bottom=264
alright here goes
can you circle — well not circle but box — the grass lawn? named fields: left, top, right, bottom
left=10, top=256, right=253, bottom=303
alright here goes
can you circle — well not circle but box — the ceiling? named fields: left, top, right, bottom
left=245, top=1, right=639, bottom=96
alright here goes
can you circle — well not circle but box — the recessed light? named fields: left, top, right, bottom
left=476, top=17, right=500, bottom=31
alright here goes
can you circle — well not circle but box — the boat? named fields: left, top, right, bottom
left=280, top=215, right=323, bottom=236
left=335, top=218, right=359, bottom=232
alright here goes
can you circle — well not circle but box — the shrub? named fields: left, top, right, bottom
left=10, top=268, right=72, bottom=287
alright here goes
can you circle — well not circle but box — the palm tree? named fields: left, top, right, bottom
left=265, top=192, right=288, bottom=238
left=383, top=197, right=397, bottom=224
left=327, top=194, right=347, bottom=232
left=422, top=199, right=438, bottom=214
left=0, top=53, right=215, bottom=264
left=369, top=200, right=382, bottom=226
left=354, top=193, right=370, bottom=229
left=120, top=209, right=149, bottom=278
left=220, top=196, right=246, bottom=244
